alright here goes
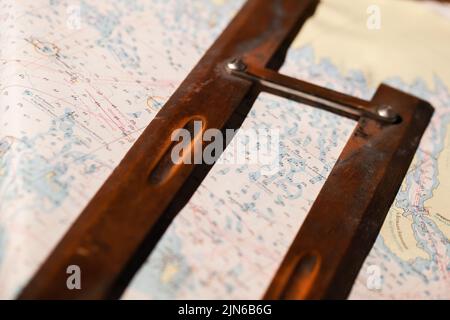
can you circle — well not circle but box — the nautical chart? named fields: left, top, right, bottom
left=0, top=0, right=449, bottom=299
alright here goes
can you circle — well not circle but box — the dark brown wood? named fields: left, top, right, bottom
left=230, top=64, right=398, bottom=123
left=235, top=64, right=372, bottom=119
left=18, top=0, right=320, bottom=300
left=19, top=0, right=435, bottom=300
left=263, top=84, right=433, bottom=299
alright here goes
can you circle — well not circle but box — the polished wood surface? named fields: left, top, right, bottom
left=19, top=0, right=320, bottom=299
left=19, top=0, right=435, bottom=300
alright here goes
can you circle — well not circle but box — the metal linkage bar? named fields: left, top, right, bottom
left=227, top=58, right=399, bottom=124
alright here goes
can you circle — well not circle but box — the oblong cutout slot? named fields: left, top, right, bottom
left=148, top=118, right=205, bottom=185
left=280, top=252, right=321, bottom=300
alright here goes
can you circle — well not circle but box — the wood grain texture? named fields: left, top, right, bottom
left=18, top=0, right=320, bottom=300
left=264, top=85, right=433, bottom=299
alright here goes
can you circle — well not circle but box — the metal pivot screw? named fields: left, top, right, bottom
left=377, top=105, right=398, bottom=122
left=227, top=58, right=247, bottom=72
